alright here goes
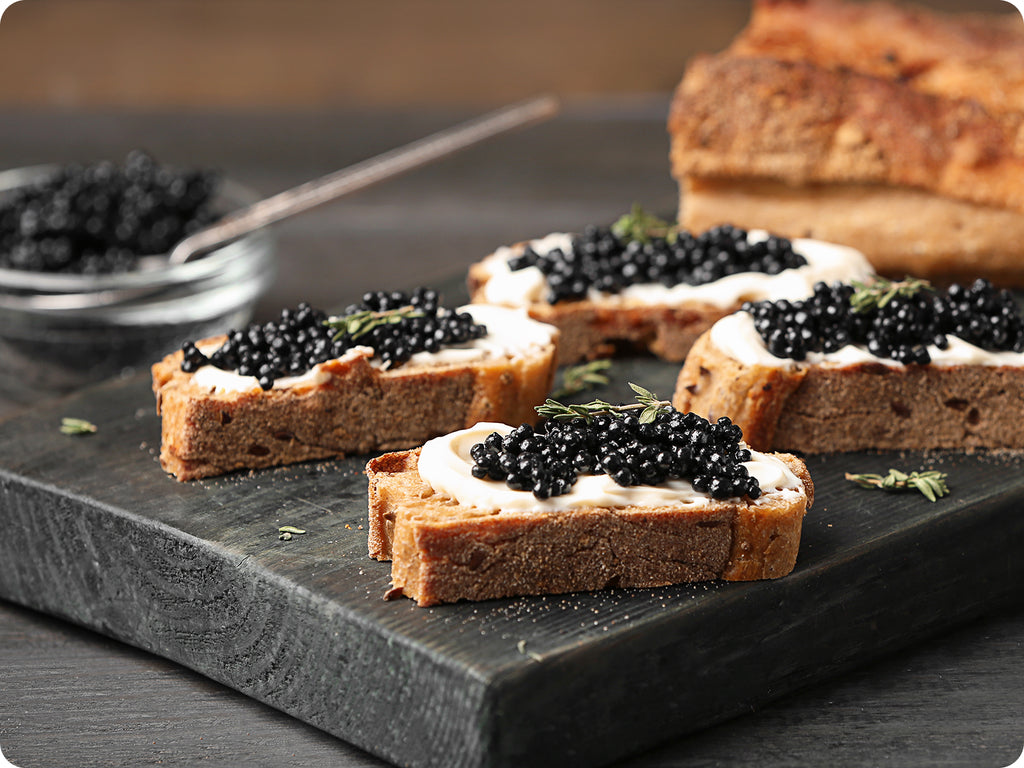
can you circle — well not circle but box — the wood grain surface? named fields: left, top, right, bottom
left=0, top=105, right=1022, bottom=768
left=1, top=354, right=1023, bottom=768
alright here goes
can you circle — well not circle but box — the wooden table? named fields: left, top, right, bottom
left=0, top=104, right=1021, bottom=768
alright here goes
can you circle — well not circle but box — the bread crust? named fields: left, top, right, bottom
left=152, top=336, right=558, bottom=481
left=731, top=0, right=1024, bottom=113
left=669, top=54, right=1024, bottom=215
left=674, top=330, right=1024, bottom=453
left=469, top=252, right=756, bottom=365
left=366, top=447, right=813, bottom=607
left=668, top=0, right=1024, bottom=285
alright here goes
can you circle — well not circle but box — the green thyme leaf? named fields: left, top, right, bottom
left=278, top=525, right=307, bottom=541
left=550, top=359, right=612, bottom=399
left=845, top=469, right=949, bottom=502
left=639, top=405, right=660, bottom=424
left=610, top=203, right=677, bottom=244
left=324, top=305, right=424, bottom=341
left=60, top=417, right=97, bottom=435
left=850, top=276, right=933, bottom=314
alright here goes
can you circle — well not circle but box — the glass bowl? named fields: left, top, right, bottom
left=0, top=165, right=276, bottom=410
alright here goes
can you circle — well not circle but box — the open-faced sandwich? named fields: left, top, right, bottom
left=674, top=277, right=1024, bottom=453
left=368, top=388, right=813, bottom=606
left=152, top=288, right=559, bottom=480
left=468, top=209, right=872, bottom=364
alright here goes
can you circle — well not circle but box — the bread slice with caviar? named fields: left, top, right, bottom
left=669, top=0, right=1024, bottom=287
left=367, top=397, right=814, bottom=607
left=467, top=210, right=873, bottom=364
left=673, top=277, right=1024, bottom=453
left=152, top=288, right=559, bottom=481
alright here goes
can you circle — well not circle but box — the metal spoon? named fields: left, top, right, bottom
left=1, top=95, right=559, bottom=311
left=168, top=94, right=560, bottom=265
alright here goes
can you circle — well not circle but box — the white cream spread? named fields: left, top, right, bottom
left=190, top=304, right=556, bottom=395
left=711, top=311, right=1024, bottom=369
left=417, top=422, right=805, bottom=513
left=477, top=230, right=873, bottom=309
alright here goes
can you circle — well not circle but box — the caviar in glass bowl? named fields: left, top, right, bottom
left=0, top=155, right=275, bottom=409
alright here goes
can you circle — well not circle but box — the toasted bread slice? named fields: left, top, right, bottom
left=367, top=442, right=813, bottom=607
left=468, top=233, right=871, bottom=364
left=673, top=324, right=1024, bottom=453
left=152, top=306, right=558, bottom=480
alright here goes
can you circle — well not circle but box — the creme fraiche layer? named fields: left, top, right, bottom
left=191, top=304, right=556, bottom=395
left=417, top=421, right=805, bottom=513
left=710, top=311, right=1024, bottom=369
left=476, top=231, right=873, bottom=309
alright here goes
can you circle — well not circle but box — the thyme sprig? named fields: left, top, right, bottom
left=850, top=276, right=933, bottom=314
left=537, top=382, right=672, bottom=424
left=324, top=305, right=424, bottom=341
left=845, top=469, right=950, bottom=502
left=60, top=417, right=97, bottom=435
left=611, top=203, right=678, bottom=244
left=550, top=359, right=612, bottom=399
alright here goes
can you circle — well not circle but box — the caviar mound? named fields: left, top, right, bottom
left=469, top=411, right=759, bottom=501
left=367, top=444, right=813, bottom=607
left=507, top=223, right=804, bottom=304
left=181, top=288, right=486, bottom=390
left=152, top=297, right=559, bottom=481
left=0, top=150, right=221, bottom=274
left=743, top=278, right=1024, bottom=365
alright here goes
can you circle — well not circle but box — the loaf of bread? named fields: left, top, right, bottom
left=669, top=0, right=1024, bottom=286
left=367, top=423, right=814, bottom=607
left=468, top=228, right=872, bottom=364
left=152, top=303, right=558, bottom=480
left=673, top=278, right=1024, bottom=453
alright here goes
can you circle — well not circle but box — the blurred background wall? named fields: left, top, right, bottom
left=0, top=0, right=1016, bottom=110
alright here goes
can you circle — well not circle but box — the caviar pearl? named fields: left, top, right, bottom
left=509, top=223, right=805, bottom=304
left=470, top=410, right=761, bottom=501
left=180, top=287, right=487, bottom=390
left=743, top=278, right=1024, bottom=364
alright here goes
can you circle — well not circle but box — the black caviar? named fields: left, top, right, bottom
left=508, top=223, right=805, bottom=304
left=0, top=150, right=221, bottom=274
left=744, top=278, right=1024, bottom=365
left=180, top=288, right=487, bottom=390
left=470, top=410, right=760, bottom=501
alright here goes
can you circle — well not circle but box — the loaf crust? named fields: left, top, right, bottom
left=668, top=0, right=1024, bottom=285
left=673, top=330, right=1024, bottom=453
left=366, top=448, right=813, bottom=607
left=669, top=54, right=1024, bottom=215
left=729, top=0, right=1024, bottom=113
left=152, top=337, right=558, bottom=481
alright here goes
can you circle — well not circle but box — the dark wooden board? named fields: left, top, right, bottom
left=1, top=354, right=1023, bottom=768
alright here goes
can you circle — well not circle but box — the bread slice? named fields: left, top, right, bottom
left=367, top=442, right=813, bottom=607
left=152, top=306, right=558, bottom=481
left=668, top=0, right=1024, bottom=286
left=468, top=233, right=872, bottom=364
left=673, top=322, right=1024, bottom=454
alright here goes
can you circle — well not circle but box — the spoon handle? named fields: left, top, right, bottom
left=168, top=95, right=560, bottom=265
